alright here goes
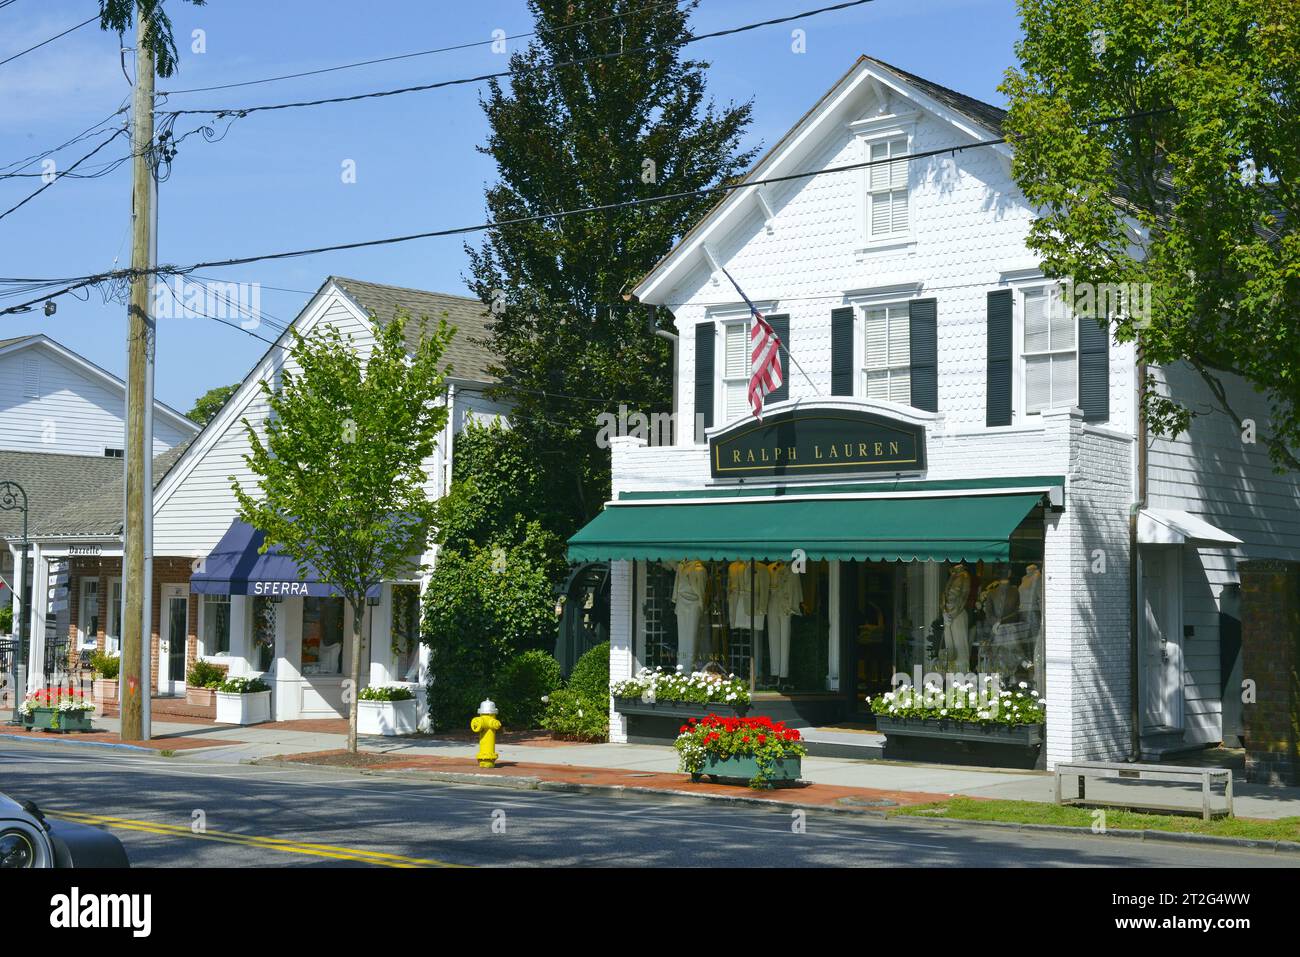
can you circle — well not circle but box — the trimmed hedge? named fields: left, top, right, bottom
left=541, top=642, right=609, bottom=741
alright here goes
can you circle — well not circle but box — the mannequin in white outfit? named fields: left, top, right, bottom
left=669, top=560, right=708, bottom=671
left=765, top=562, right=802, bottom=680
left=727, top=561, right=768, bottom=631
left=942, top=564, right=972, bottom=671
left=1019, top=564, right=1043, bottom=689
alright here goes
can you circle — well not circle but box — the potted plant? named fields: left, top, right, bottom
left=870, top=681, right=1047, bottom=769
left=357, top=685, right=418, bottom=736
left=18, top=688, right=96, bottom=733
left=214, top=675, right=272, bottom=725
left=89, top=649, right=120, bottom=704
left=185, top=659, right=227, bottom=708
left=674, top=714, right=806, bottom=789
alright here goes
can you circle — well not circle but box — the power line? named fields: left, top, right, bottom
left=0, top=14, right=98, bottom=69
left=164, top=0, right=877, bottom=117
left=0, top=107, right=1173, bottom=318
left=0, top=127, right=128, bottom=223
left=0, top=100, right=129, bottom=176
left=159, top=0, right=691, bottom=96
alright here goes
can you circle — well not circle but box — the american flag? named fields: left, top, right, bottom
left=719, top=266, right=784, bottom=420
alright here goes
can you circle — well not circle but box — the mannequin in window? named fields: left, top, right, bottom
left=765, top=562, right=802, bottom=686
left=668, top=560, right=708, bottom=671
left=982, top=576, right=1022, bottom=676
left=1019, top=563, right=1043, bottom=689
left=941, top=563, right=972, bottom=671
left=726, top=560, right=768, bottom=632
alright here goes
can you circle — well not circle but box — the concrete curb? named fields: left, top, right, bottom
left=0, top=732, right=153, bottom=753
left=249, top=756, right=1300, bottom=852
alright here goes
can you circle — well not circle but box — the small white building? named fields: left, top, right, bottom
left=21, top=276, right=506, bottom=722
left=567, top=56, right=1299, bottom=768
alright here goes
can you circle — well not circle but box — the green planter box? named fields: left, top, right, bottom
left=613, top=697, right=750, bottom=720
left=26, top=707, right=94, bottom=733
left=875, top=716, right=1044, bottom=770
left=689, top=752, right=802, bottom=787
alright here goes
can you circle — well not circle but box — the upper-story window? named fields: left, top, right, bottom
left=862, top=303, right=911, bottom=404
left=1022, top=285, right=1077, bottom=414
left=721, top=319, right=751, bottom=421
left=867, top=136, right=909, bottom=241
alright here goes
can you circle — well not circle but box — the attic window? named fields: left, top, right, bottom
left=867, top=136, right=910, bottom=240
left=23, top=357, right=39, bottom=398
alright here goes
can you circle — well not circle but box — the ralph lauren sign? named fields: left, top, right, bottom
left=710, top=406, right=926, bottom=479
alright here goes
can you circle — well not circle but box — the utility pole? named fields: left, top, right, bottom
left=121, top=3, right=155, bottom=742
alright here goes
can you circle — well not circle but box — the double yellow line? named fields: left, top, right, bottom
left=51, top=811, right=466, bottom=868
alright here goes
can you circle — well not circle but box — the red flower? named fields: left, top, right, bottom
left=679, top=725, right=689, bottom=734
left=758, top=734, right=767, bottom=744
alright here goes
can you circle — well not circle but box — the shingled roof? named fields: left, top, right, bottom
left=27, top=441, right=194, bottom=538
left=861, top=55, right=1005, bottom=134
left=330, top=276, right=498, bottom=384
left=0, top=450, right=125, bottom=540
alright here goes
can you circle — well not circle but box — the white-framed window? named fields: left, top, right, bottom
left=77, top=578, right=99, bottom=649
left=107, top=579, right=122, bottom=653
left=200, top=593, right=231, bottom=656
left=389, top=583, right=421, bottom=682
left=721, top=319, right=751, bottom=422
left=866, top=135, right=910, bottom=241
left=861, top=303, right=911, bottom=404
left=1022, top=285, right=1077, bottom=414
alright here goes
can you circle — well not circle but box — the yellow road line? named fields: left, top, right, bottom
left=51, top=811, right=467, bottom=868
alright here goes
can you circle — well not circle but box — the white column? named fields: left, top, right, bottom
left=827, top=560, right=841, bottom=691
left=25, top=544, right=46, bottom=692
left=608, top=560, right=634, bottom=743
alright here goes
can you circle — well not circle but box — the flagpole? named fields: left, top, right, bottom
left=718, top=265, right=821, bottom=397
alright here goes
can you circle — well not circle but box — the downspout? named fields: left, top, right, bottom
left=1129, top=350, right=1148, bottom=761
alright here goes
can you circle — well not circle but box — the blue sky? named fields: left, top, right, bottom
left=0, top=0, right=1019, bottom=412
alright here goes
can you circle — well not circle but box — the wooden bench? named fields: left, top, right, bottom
left=1054, top=761, right=1233, bottom=821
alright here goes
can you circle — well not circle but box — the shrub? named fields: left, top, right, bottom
left=186, top=659, right=226, bottom=689
left=89, top=649, right=120, bottom=680
left=0, top=604, right=11, bottom=634
left=495, top=650, right=562, bottom=728
left=541, top=642, right=609, bottom=741
left=359, top=685, right=415, bottom=702
left=218, top=676, right=271, bottom=694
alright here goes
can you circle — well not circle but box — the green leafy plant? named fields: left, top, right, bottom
left=218, top=676, right=271, bottom=695
left=186, top=659, right=226, bottom=689
left=358, top=685, right=415, bottom=702
left=88, top=649, right=120, bottom=680
left=0, top=604, right=11, bottom=634
left=870, top=682, right=1047, bottom=726
left=495, top=650, right=562, bottom=729
left=611, top=667, right=750, bottom=706
left=674, top=715, right=807, bottom=789
left=541, top=642, right=609, bottom=741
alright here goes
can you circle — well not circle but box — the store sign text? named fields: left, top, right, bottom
left=710, top=407, right=926, bottom=478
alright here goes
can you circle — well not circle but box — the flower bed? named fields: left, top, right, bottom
left=870, top=681, right=1047, bottom=725
left=674, top=714, right=807, bottom=789
left=357, top=685, right=418, bottom=735
left=611, top=667, right=751, bottom=707
left=18, top=688, right=96, bottom=733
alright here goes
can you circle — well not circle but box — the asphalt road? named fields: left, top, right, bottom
left=0, top=739, right=1293, bottom=868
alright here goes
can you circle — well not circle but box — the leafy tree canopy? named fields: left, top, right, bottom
left=98, top=0, right=206, bottom=78
left=187, top=382, right=239, bottom=426
left=466, top=0, right=758, bottom=529
left=1003, top=0, right=1300, bottom=471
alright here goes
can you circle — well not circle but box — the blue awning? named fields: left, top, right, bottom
left=190, top=520, right=380, bottom=599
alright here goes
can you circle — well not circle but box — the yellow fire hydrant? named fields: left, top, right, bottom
left=470, top=698, right=501, bottom=768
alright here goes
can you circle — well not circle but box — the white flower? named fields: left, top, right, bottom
left=940, top=709, right=948, bottom=716
left=1030, top=690, right=1039, bottom=697
left=1018, top=681, right=1028, bottom=689
left=977, top=711, right=990, bottom=720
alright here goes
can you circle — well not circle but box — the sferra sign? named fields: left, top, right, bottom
left=709, top=407, right=926, bottom=479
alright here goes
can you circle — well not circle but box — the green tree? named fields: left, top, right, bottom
left=1002, top=0, right=1300, bottom=471
left=98, top=1, right=206, bottom=78
left=466, top=0, right=757, bottom=531
left=187, top=382, right=239, bottom=426
left=232, top=313, right=454, bottom=751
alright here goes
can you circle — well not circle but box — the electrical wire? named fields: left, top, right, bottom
left=0, top=127, right=129, bottom=223
left=0, top=15, right=98, bottom=69
left=164, top=1, right=877, bottom=117
left=159, top=0, right=691, bottom=96
left=0, top=100, right=129, bottom=177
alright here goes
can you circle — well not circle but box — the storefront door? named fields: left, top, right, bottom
left=842, top=562, right=897, bottom=713
left=158, top=584, right=188, bottom=696
left=1141, top=547, right=1183, bottom=730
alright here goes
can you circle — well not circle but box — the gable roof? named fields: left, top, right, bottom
left=329, top=276, right=498, bottom=384
left=0, top=450, right=126, bottom=541
left=0, top=333, right=200, bottom=435
left=32, top=441, right=193, bottom=538
left=632, top=55, right=1008, bottom=304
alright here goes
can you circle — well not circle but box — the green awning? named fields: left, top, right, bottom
left=567, top=492, right=1044, bottom=563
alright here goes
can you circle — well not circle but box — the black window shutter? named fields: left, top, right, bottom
left=694, top=322, right=714, bottom=442
left=908, top=298, right=938, bottom=412
left=830, top=306, right=855, bottom=396
left=766, top=314, right=790, bottom=403
left=1078, top=311, right=1110, bottom=422
left=986, top=289, right=1013, bottom=427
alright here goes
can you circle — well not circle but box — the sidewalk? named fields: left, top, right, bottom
left=6, top=712, right=1300, bottom=821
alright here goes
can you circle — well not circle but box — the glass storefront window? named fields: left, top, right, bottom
left=252, top=596, right=276, bottom=673
left=202, top=594, right=231, bottom=655
left=302, top=597, right=344, bottom=675
left=390, top=584, right=420, bottom=681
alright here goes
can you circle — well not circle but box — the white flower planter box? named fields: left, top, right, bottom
left=358, top=698, right=418, bottom=736
left=215, top=690, right=272, bottom=726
